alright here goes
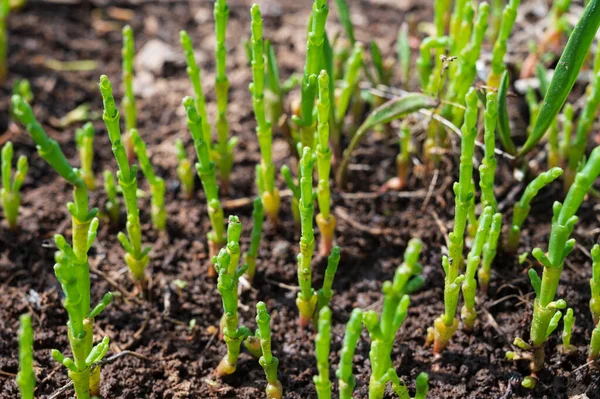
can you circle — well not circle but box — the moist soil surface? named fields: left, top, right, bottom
left=1, top=1, right=600, bottom=398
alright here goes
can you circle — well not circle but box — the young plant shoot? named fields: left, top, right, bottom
left=130, top=129, right=166, bottom=231
left=17, top=314, right=34, bottom=399
left=293, top=0, right=329, bottom=150
left=336, top=308, right=363, bottom=399
left=561, top=308, right=575, bottom=354
left=255, top=302, right=283, bottom=399
left=1, top=141, right=27, bottom=230
left=12, top=94, right=113, bottom=399
left=479, top=92, right=498, bottom=212
left=103, top=170, right=120, bottom=228
left=590, top=322, right=600, bottom=361
left=431, top=88, right=478, bottom=354
left=513, top=146, right=600, bottom=386
left=0, top=0, right=8, bottom=82
left=99, top=76, right=151, bottom=291
left=364, top=238, right=425, bottom=398
left=214, top=216, right=251, bottom=376
left=121, top=25, right=136, bottom=159
left=183, top=96, right=226, bottom=273
left=214, top=0, right=237, bottom=192
left=244, top=196, right=265, bottom=282
left=175, top=139, right=195, bottom=199
left=506, top=167, right=563, bottom=253
left=315, top=71, right=335, bottom=256
left=487, top=0, right=520, bottom=87
left=478, top=212, right=502, bottom=294
left=590, top=244, right=600, bottom=325
left=314, top=306, right=332, bottom=399
left=75, top=122, right=96, bottom=190
left=249, top=5, right=280, bottom=225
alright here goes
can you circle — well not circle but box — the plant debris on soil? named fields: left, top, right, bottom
left=2, top=0, right=600, bottom=398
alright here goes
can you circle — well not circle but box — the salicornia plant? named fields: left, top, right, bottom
left=214, top=216, right=251, bottom=376
left=214, top=0, right=237, bottom=192
left=12, top=79, right=32, bottom=103
left=175, top=139, right=194, bottom=199
left=130, top=129, right=166, bottom=231
left=183, top=96, right=226, bottom=273
left=589, top=322, right=600, bottom=361
left=430, top=88, right=478, bottom=354
left=315, top=71, right=335, bottom=256
left=513, top=146, right=600, bottom=385
left=1, top=141, right=27, bottom=230
left=17, top=314, right=34, bottom=399
left=364, top=238, right=425, bottom=398
left=487, top=0, right=520, bottom=87
left=75, top=122, right=95, bottom=190
left=11, top=94, right=113, bottom=399
left=103, top=170, right=120, bottom=228
left=254, top=301, right=283, bottom=399
left=250, top=4, right=280, bottom=225
left=244, top=196, right=264, bottom=282
left=0, top=0, right=8, bottom=82
left=560, top=308, right=575, bottom=354
left=293, top=0, right=329, bottom=149
left=314, top=306, right=332, bottom=399
left=478, top=212, right=502, bottom=294
left=461, top=207, right=493, bottom=330
left=506, top=167, right=563, bottom=253
left=590, top=244, right=600, bottom=325
left=336, top=308, right=363, bottom=399
left=479, top=92, right=498, bottom=211
left=99, top=76, right=151, bottom=290
left=121, top=25, right=136, bottom=159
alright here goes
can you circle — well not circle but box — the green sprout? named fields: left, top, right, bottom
left=316, top=246, right=341, bottom=320
left=175, top=139, right=194, bottom=199
left=513, top=146, right=600, bottom=381
left=214, top=0, right=237, bottom=192
left=364, top=238, right=424, bottom=398
left=1, top=141, right=28, bottom=230
left=293, top=0, right=329, bottom=150
left=417, top=36, right=450, bottom=93
left=589, top=322, right=600, bottom=361
left=183, top=96, right=226, bottom=274
left=477, top=212, right=502, bottom=294
left=314, top=306, right=332, bottom=399
left=461, top=207, right=493, bottom=331
left=315, top=71, right=336, bottom=256
left=479, top=92, right=498, bottom=212
left=214, top=217, right=251, bottom=377
left=560, top=308, right=575, bottom=354
left=506, top=167, right=563, bottom=253
left=103, top=170, right=120, bottom=228
left=11, top=94, right=113, bottom=398
left=121, top=25, right=136, bottom=159
left=336, top=308, right=363, bottom=399
left=0, top=0, right=8, bottom=82
left=17, top=314, right=34, bottom=399
left=75, top=122, right=96, bottom=190
left=255, top=302, right=283, bottom=399
left=12, top=79, right=33, bottom=103
left=559, top=103, right=574, bottom=166
left=180, top=31, right=211, bottom=146
left=99, top=75, right=151, bottom=290
left=244, top=196, right=265, bottom=282
left=250, top=4, right=280, bottom=224
left=487, top=0, right=520, bottom=87
left=281, top=164, right=300, bottom=224
left=130, top=129, right=166, bottom=231
left=430, top=88, right=478, bottom=354
left=590, top=244, right=600, bottom=325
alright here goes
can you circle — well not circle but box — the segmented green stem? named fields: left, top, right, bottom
left=477, top=213, right=502, bottom=294
left=0, top=0, right=8, bottom=82
left=316, top=246, right=340, bottom=319
left=75, top=122, right=95, bottom=190
left=559, top=103, right=574, bottom=164
left=480, top=92, right=498, bottom=211
left=1, top=141, right=27, bottom=230
left=590, top=244, right=600, bottom=325
left=561, top=308, right=575, bottom=352
left=17, top=314, right=35, bottom=399
left=487, top=0, right=520, bottom=87
left=589, top=322, right=600, bottom=361
left=256, top=302, right=283, bottom=399
left=121, top=25, right=136, bottom=133
left=336, top=308, right=363, bottom=399
left=314, top=306, right=332, bottom=399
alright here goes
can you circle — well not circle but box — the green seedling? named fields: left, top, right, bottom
left=336, top=308, right=363, bottom=399
left=480, top=92, right=498, bottom=212
left=12, top=79, right=33, bottom=103
left=175, top=139, right=195, bottom=199
left=487, top=0, right=520, bottom=87
left=314, top=306, right=332, bottom=399
left=478, top=212, right=502, bottom=294
left=560, top=308, right=575, bottom=354
left=589, top=322, right=600, bottom=361
left=254, top=302, right=283, bottom=399
left=590, top=245, right=600, bottom=325
left=121, top=25, right=136, bottom=159
left=0, top=0, right=8, bottom=82
left=1, top=141, right=27, bottom=230
left=17, top=314, right=34, bottom=399
left=75, top=122, right=96, bottom=190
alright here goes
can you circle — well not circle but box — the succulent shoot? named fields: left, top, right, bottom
left=487, top=0, right=520, bottom=87
left=75, top=122, right=96, bottom=190
left=183, top=96, right=226, bottom=273
left=0, top=0, right=8, bottom=82
left=506, top=167, right=563, bottom=253
left=561, top=308, right=575, bottom=354
left=1, top=141, right=28, bottom=230
left=250, top=4, right=280, bottom=224
left=589, top=322, right=600, bottom=361
left=130, top=129, right=166, bottom=231
left=214, top=0, right=237, bottom=192
left=336, top=308, right=363, bottom=399
left=315, top=70, right=336, bottom=256
left=214, top=216, right=251, bottom=376
left=255, top=302, right=283, bottom=399
left=175, top=139, right=195, bottom=199
left=479, top=92, right=498, bottom=212
left=314, top=306, right=332, bottom=399
left=17, top=314, right=35, bottom=399
left=121, top=25, right=136, bottom=159
left=244, top=197, right=265, bottom=282
left=11, top=94, right=113, bottom=398
left=99, top=75, right=151, bottom=290
left=477, top=212, right=502, bottom=294
left=590, top=244, right=600, bottom=325
left=364, top=238, right=424, bottom=398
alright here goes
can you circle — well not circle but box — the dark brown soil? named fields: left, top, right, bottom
left=1, top=1, right=600, bottom=398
